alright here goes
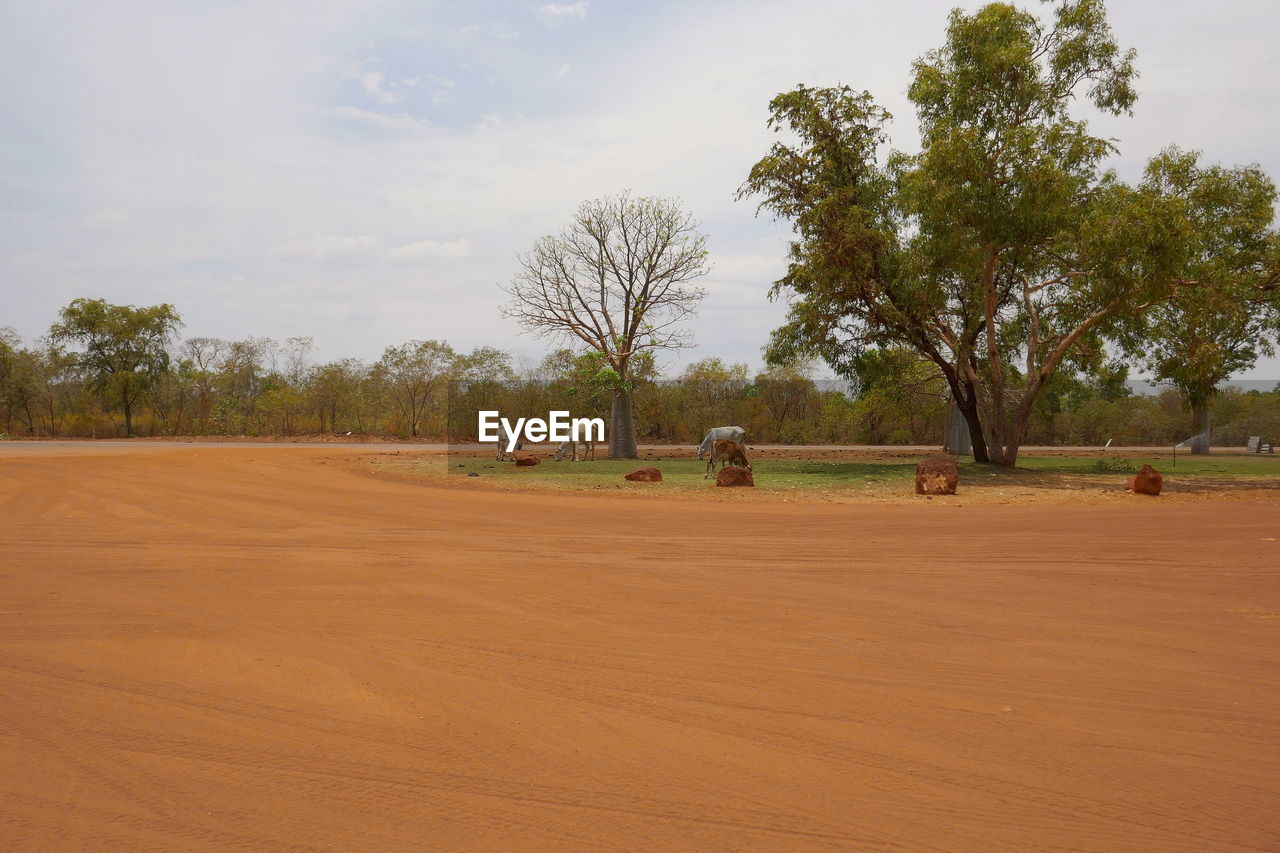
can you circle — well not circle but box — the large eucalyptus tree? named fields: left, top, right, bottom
left=741, top=0, right=1276, bottom=465
left=1122, top=149, right=1280, bottom=451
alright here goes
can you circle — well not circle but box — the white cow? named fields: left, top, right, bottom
left=554, top=438, right=596, bottom=462
left=496, top=422, right=523, bottom=461
left=697, top=426, right=746, bottom=460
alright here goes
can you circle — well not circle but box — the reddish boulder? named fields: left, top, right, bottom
left=1125, top=464, right=1163, bottom=495
left=624, top=467, right=663, bottom=483
left=915, top=454, right=958, bottom=495
left=513, top=453, right=539, bottom=467
left=715, top=465, right=755, bottom=487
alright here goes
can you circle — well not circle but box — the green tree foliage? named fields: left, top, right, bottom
left=754, top=362, right=820, bottom=443
left=308, top=359, right=368, bottom=434
left=0, top=329, right=19, bottom=429
left=739, top=0, right=1250, bottom=466
left=0, top=329, right=43, bottom=434
left=445, top=347, right=517, bottom=440
left=373, top=340, right=456, bottom=437
left=215, top=337, right=275, bottom=434
left=48, top=298, right=183, bottom=436
left=1121, top=148, right=1280, bottom=450
left=679, top=358, right=751, bottom=428
left=846, top=349, right=949, bottom=444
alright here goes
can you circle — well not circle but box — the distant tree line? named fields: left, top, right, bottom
left=3, top=304, right=1277, bottom=445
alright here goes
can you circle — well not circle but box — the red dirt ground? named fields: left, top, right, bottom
left=1, top=444, right=1277, bottom=851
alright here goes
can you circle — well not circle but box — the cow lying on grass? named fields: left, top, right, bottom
left=704, top=439, right=750, bottom=478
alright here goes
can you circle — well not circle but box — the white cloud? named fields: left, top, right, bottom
left=389, top=238, right=472, bottom=262
left=325, top=105, right=430, bottom=132
left=341, top=60, right=401, bottom=104
left=266, top=235, right=472, bottom=266
left=85, top=208, right=128, bottom=227
left=536, top=3, right=588, bottom=25
left=402, top=74, right=456, bottom=105
left=555, top=63, right=571, bottom=78
left=268, top=234, right=386, bottom=262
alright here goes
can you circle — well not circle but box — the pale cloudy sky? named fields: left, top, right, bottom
left=2, top=0, right=1278, bottom=377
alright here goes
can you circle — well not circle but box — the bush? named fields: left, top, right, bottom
left=1093, top=456, right=1136, bottom=473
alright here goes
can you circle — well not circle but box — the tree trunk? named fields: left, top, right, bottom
left=609, top=391, right=638, bottom=458
left=123, top=398, right=133, bottom=437
left=1000, top=402, right=1037, bottom=468
left=980, top=247, right=1007, bottom=461
left=1191, top=403, right=1210, bottom=455
left=956, top=383, right=991, bottom=464
left=934, top=359, right=991, bottom=464
left=999, top=436, right=1021, bottom=467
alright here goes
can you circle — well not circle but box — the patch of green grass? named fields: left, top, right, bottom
left=379, top=449, right=1280, bottom=497
left=439, top=456, right=920, bottom=493
left=1018, top=454, right=1280, bottom=478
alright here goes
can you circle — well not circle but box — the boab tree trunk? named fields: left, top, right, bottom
left=1190, top=402, right=1210, bottom=455
left=609, top=391, right=637, bottom=459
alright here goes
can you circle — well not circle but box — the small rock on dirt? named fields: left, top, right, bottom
left=716, top=466, right=754, bottom=487
left=915, top=454, right=958, bottom=495
left=624, top=467, right=662, bottom=482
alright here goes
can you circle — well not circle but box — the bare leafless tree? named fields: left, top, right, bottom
left=502, top=192, right=709, bottom=457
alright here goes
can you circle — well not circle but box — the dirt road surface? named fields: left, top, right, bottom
left=1, top=445, right=1277, bottom=851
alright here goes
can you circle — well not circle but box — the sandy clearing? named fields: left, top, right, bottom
left=0, top=445, right=1277, bottom=851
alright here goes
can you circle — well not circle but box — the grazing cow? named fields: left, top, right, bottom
left=496, top=422, right=523, bottom=462
left=705, top=439, right=750, bottom=478
left=554, top=438, right=597, bottom=462
left=697, top=426, right=746, bottom=460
